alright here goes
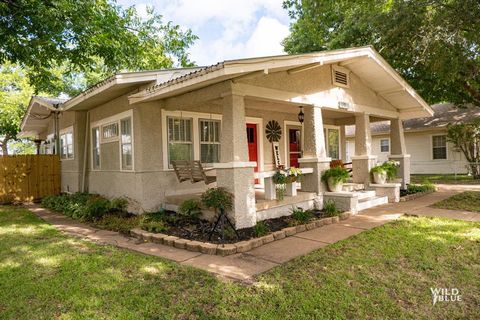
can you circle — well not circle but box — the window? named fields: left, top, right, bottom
left=92, top=127, right=100, bottom=169
left=167, top=117, right=193, bottom=167
left=380, top=139, right=390, bottom=152
left=121, top=118, right=133, bottom=170
left=432, top=135, right=447, bottom=160
left=102, top=122, right=118, bottom=140
left=60, top=131, right=74, bottom=159
left=324, top=128, right=340, bottom=159
left=199, top=119, right=220, bottom=163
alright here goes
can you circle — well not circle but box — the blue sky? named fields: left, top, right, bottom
left=117, top=0, right=291, bottom=66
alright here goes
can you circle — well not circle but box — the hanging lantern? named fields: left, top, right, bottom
left=297, top=106, right=305, bottom=123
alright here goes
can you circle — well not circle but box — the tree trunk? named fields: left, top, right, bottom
left=0, top=137, right=8, bottom=155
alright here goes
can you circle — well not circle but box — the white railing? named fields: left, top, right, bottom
left=254, top=168, right=314, bottom=200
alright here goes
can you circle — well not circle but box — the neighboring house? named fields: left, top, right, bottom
left=345, top=104, right=478, bottom=175
left=19, top=46, right=432, bottom=229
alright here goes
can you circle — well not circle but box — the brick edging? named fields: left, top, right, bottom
left=399, top=190, right=435, bottom=202
left=130, top=212, right=352, bottom=256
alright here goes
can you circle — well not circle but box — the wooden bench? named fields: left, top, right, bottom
left=172, top=160, right=216, bottom=185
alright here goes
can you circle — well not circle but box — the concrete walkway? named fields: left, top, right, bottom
left=27, top=185, right=479, bottom=282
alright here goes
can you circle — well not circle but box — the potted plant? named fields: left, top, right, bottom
left=272, top=170, right=288, bottom=200
left=321, top=167, right=349, bottom=192
left=370, top=160, right=399, bottom=184
left=285, top=167, right=302, bottom=196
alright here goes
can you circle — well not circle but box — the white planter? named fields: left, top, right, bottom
left=285, top=181, right=298, bottom=197
left=373, top=171, right=387, bottom=184
left=327, top=177, right=343, bottom=192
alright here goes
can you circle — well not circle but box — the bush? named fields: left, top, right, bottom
left=95, top=214, right=141, bottom=234
left=140, top=219, right=169, bottom=233
left=404, top=182, right=436, bottom=195
left=323, top=200, right=339, bottom=217
left=321, top=167, right=349, bottom=186
left=83, top=196, right=111, bottom=221
left=201, top=188, right=233, bottom=214
left=254, top=221, right=269, bottom=237
left=178, top=199, right=202, bottom=222
left=109, top=198, right=129, bottom=212
left=290, top=206, right=314, bottom=223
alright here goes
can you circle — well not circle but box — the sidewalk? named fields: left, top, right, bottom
left=27, top=186, right=479, bottom=282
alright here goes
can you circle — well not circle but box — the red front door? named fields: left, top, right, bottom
left=246, top=124, right=259, bottom=176
left=289, top=128, right=301, bottom=168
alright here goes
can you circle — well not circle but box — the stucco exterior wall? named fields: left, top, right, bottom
left=347, top=129, right=469, bottom=174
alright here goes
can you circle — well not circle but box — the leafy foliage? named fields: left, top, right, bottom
left=323, top=200, right=339, bottom=217
left=253, top=221, right=269, bottom=237
left=283, top=0, right=480, bottom=106
left=0, top=0, right=198, bottom=94
left=178, top=199, right=202, bottom=222
left=201, top=188, right=233, bottom=214
left=447, top=119, right=480, bottom=178
left=290, top=206, right=314, bottom=223
left=321, top=166, right=349, bottom=186
left=371, top=161, right=398, bottom=181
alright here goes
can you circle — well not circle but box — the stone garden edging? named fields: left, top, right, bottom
left=130, top=211, right=352, bottom=256
left=399, top=190, right=435, bottom=202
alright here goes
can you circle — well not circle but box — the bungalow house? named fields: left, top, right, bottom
left=19, top=46, right=433, bottom=229
left=345, top=104, right=478, bottom=175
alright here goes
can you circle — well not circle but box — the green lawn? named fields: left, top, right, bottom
left=1, top=206, right=479, bottom=319
left=411, top=174, right=480, bottom=185
left=432, top=191, right=480, bottom=213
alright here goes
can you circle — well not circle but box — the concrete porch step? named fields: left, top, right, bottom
left=357, top=195, right=389, bottom=211
left=342, top=183, right=365, bottom=192
left=355, top=190, right=376, bottom=200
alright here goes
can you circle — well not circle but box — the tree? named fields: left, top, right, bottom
left=283, top=0, right=480, bottom=106
left=0, top=0, right=197, bottom=95
left=0, top=62, right=34, bottom=155
left=447, top=119, right=480, bottom=179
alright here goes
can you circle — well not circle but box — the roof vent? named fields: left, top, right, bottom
left=332, top=65, right=350, bottom=88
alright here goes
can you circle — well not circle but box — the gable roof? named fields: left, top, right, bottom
left=127, top=46, right=433, bottom=120
left=345, top=104, right=480, bottom=136
left=18, top=96, right=68, bottom=138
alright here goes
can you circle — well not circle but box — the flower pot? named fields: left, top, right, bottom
left=285, top=181, right=298, bottom=197
left=373, top=171, right=387, bottom=184
left=327, top=177, right=343, bottom=192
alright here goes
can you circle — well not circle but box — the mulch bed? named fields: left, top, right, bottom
left=157, top=210, right=336, bottom=244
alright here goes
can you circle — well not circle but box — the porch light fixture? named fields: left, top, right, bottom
left=297, top=106, right=304, bottom=123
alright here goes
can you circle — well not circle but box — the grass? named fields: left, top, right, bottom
left=432, top=191, right=480, bottom=213
left=411, top=174, right=480, bottom=185
left=1, top=206, right=479, bottom=319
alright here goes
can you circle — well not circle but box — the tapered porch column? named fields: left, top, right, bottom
left=214, top=91, right=256, bottom=229
left=352, top=113, right=377, bottom=185
left=388, top=118, right=410, bottom=189
left=299, top=106, right=331, bottom=205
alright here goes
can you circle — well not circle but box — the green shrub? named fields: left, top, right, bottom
left=290, top=206, right=314, bottom=223
left=140, top=219, right=168, bottom=233
left=109, top=198, right=129, bottom=212
left=254, top=221, right=269, bottom=237
left=405, top=182, right=436, bottom=195
left=178, top=199, right=202, bottom=222
left=95, top=214, right=141, bottom=234
left=83, top=196, right=111, bottom=221
left=201, top=187, right=233, bottom=214
left=321, top=167, right=349, bottom=186
left=323, top=200, right=339, bottom=217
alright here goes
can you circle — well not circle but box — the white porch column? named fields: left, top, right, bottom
left=352, top=113, right=377, bottom=185
left=214, top=91, right=256, bottom=229
left=299, top=105, right=330, bottom=207
left=388, top=118, right=410, bottom=189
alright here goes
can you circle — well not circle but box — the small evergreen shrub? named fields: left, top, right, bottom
left=109, top=198, right=129, bottom=212
left=140, top=219, right=169, bottom=233
left=201, top=187, right=233, bottom=214
left=323, top=200, right=339, bottom=217
left=254, top=221, right=269, bottom=237
left=290, top=206, right=314, bottom=223
left=82, top=196, right=111, bottom=221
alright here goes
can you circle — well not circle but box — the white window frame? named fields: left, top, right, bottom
left=59, top=126, right=74, bottom=160
left=199, top=118, right=221, bottom=164
left=91, top=126, right=101, bottom=171
left=120, top=117, right=133, bottom=171
left=431, top=134, right=448, bottom=160
left=161, top=110, right=222, bottom=170
left=380, top=138, right=390, bottom=153
left=90, top=109, right=134, bottom=172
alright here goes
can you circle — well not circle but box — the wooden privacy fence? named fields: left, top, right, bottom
left=0, top=155, right=61, bottom=203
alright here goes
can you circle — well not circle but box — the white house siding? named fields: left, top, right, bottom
left=346, top=129, right=469, bottom=175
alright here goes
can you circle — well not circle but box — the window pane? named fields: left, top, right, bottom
left=121, top=118, right=132, bottom=143
left=168, top=143, right=192, bottom=165
left=102, top=123, right=118, bottom=139
left=92, top=127, right=100, bottom=169
left=432, top=136, right=447, bottom=159
left=122, top=144, right=132, bottom=169
left=380, top=139, right=389, bottom=152
left=328, top=129, right=339, bottom=159
left=432, top=135, right=446, bottom=148
left=201, top=144, right=220, bottom=163
left=433, top=147, right=447, bottom=160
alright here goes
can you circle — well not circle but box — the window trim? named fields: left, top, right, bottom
left=120, top=117, right=133, bottom=171
left=323, top=125, right=341, bottom=160
left=199, top=118, right=221, bottom=165
left=380, top=138, right=390, bottom=153
left=431, top=134, right=448, bottom=160
left=59, top=126, right=74, bottom=161
left=101, top=121, right=119, bottom=143
left=161, top=110, right=222, bottom=171
left=90, top=109, right=134, bottom=172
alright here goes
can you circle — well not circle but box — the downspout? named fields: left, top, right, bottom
left=81, top=111, right=90, bottom=192
left=53, top=105, right=61, bottom=155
